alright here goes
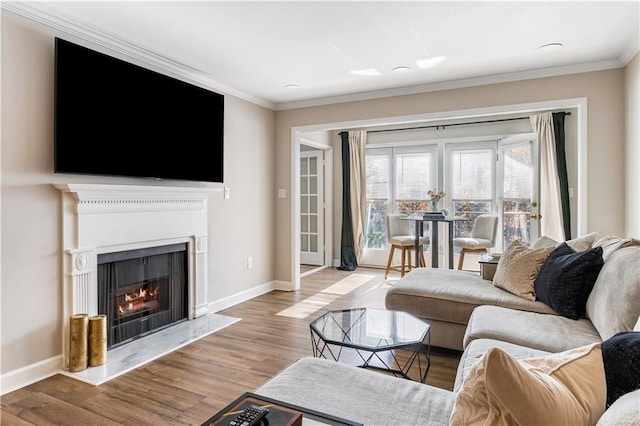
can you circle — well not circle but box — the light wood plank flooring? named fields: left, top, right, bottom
left=1, top=267, right=460, bottom=425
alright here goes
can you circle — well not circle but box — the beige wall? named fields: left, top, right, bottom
left=625, top=53, right=640, bottom=237
left=1, top=12, right=276, bottom=375
left=275, top=69, right=627, bottom=282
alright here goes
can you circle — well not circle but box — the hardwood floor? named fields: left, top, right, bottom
left=1, top=267, right=460, bottom=425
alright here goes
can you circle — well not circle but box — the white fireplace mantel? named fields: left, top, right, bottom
left=55, top=183, right=217, bottom=368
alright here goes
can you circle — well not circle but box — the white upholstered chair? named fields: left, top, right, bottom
left=453, top=214, right=498, bottom=271
left=385, top=214, right=430, bottom=279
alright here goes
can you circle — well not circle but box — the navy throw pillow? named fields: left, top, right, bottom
left=534, top=243, right=603, bottom=319
left=601, top=331, right=640, bottom=407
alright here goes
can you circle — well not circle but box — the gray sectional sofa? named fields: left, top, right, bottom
left=256, top=236, right=640, bottom=425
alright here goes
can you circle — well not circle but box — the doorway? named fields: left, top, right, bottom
left=297, top=135, right=333, bottom=280
left=289, top=98, right=587, bottom=290
left=299, top=148, right=325, bottom=267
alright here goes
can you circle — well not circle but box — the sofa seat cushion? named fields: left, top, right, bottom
left=385, top=268, right=557, bottom=327
left=255, top=357, right=455, bottom=425
left=464, top=305, right=602, bottom=353
left=454, top=338, right=550, bottom=392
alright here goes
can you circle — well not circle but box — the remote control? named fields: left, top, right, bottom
left=228, top=406, right=269, bottom=426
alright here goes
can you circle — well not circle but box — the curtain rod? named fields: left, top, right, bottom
left=363, top=111, right=571, bottom=134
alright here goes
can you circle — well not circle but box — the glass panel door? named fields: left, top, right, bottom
left=498, top=138, right=539, bottom=249
left=364, top=150, right=391, bottom=251
left=361, top=146, right=437, bottom=266
left=447, top=145, right=496, bottom=238
left=300, top=150, right=324, bottom=265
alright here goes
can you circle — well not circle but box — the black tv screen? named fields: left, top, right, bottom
left=54, top=37, right=224, bottom=183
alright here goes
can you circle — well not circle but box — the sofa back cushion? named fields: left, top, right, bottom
left=596, top=389, right=640, bottom=425
left=586, top=246, right=640, bottom=340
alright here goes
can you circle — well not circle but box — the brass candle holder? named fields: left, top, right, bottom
left=88, top=314, right=107, bottom=366
left=68, top=314, right=89, bottom=372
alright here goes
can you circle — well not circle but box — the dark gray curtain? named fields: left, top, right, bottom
left=552, top=112, right=571, bottom=240
left=337, top=131, right=358, bottom=271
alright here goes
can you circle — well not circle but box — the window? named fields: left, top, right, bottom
left=395, top=151, right=435, bottom=214
left=448, top=147, right=495, bottom=238
left=500, top=142, right=535, bottom=248
left=362, top=134, right=538, bottom=267
left=365, top=151, right=390, bottom=249
left=363, top=146, right=437, bottom=256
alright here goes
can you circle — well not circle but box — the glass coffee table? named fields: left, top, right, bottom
left=310, top=308, right=430, bottom=383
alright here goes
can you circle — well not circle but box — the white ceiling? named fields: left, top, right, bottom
left=7, top=1, right=640, bottom=110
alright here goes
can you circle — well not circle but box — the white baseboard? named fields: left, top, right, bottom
left=207, top=280, right=291, bottom=313
left=1, top=355, right=62, bottom=396
left=2, top=280, right=292, bottom=395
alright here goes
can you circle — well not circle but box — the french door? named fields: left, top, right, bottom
left=497, top=135, right=540, bottom=249
left=361, top=145, right=437, bottom=266
left=362, top=136, right=539, bottom=268
left=446, top=136, right=539, bottom=252
left=300, top=150, right=325, bottom=265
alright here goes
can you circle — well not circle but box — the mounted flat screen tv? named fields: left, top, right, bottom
left=54, top=37, right=224, bottom=183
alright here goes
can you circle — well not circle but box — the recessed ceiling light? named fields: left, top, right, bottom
left=350, top=68, right=380, bottom=76
left=284, top=83, right=300, bottom=90
left=538, top=43, right=563, bottom=52
left=392, top=66, right=411, bottom=73
left=416, top=56, right=446, bottom=69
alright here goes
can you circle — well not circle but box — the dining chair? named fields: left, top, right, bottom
left=453, top=214, right=499, bottom=271
left=385, top=214, right=430, bottom=279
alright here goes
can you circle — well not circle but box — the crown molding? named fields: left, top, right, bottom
left=275, top=59, right=624, bottom=111
left=3, top=1, right=631, bottom=113
left=1, top=1, right=276, bottom=110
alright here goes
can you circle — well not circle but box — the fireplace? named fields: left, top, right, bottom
left=98, top=243, right=188, bottom=348
left=55, top=183, right=217, bottom=369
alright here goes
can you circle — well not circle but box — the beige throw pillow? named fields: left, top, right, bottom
left=450, top=343, right=606, bottom=426
left=492, top=239, right=554, bottom=300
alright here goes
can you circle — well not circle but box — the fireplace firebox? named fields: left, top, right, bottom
left=97, top=243, right=188, bottom=349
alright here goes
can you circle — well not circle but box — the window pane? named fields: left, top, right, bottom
left=365, top=200, right=388, bottom=248
left=365, top=153, right=390, bottom=249
left=309, top=157, right=317, bottom=174
left=504, top=200, right=531, bottom=247
left=309, top=176, right=317, bottom=194
left=395, top=152, right=432, bottom=200
left=300, top=158, right=308, bottom=175
left=503, top=144, right=532, bottom=247
left=452, top=150, right=492, bottom=200
left=503, top=145, right=531, bottom=199
left=366, top=155, right=389, bottom=200
left=452, top=149, right=493, bottom=238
